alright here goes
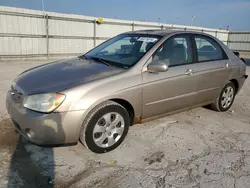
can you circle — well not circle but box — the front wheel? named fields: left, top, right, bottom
left=211, top=82, right=236, bottom=112
left=79, top=101, right=130, bottom=153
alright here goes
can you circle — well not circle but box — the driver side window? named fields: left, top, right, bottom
left=152, top=35, right=193, bottom=67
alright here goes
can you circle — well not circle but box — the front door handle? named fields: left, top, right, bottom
left=185, top=68, right=194, bottom=75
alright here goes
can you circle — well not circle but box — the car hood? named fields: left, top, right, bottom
left=15, top=58, right=125, bottom=95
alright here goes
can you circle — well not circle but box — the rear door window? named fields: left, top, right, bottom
left=194, top=35, right=227, bottom=62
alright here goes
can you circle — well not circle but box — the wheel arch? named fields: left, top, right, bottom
left=230, top=79, right=239, bottom=94
left=110, top=98, right=135, bottom=126
left=79, top=96, right=138, bottom=131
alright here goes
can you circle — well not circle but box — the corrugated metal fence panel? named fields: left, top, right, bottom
left=216, top=32, right=228, bottom=43
left=228, top=33, right=250, bottom=42
left=203, top=31, right=216, bottom=37
left=0, top=37, right=21, bottom=55
left=134, top=25, right=161, bottom=31
left=3, top=5, right=245, bottom=59
left=0, top=6, right=46, bottom=57
left=228, top=42, right=250, bottom=51
left=0, top=37, right=47, bottom=56
left=228, top=32, right=250, bottom=51
left=49, top=38, right=94, bottom=54
left=49, top=19, right=94, bottom=37
left=0, top=13, right=45, bottom=35
left=96, top=24, right=132, bottom=38
left=20, top=38, right=47, bottom=55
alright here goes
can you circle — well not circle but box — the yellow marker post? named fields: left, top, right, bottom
left=97, top=17, right=104, bottom=24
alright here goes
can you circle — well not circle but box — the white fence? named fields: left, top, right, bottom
left=0, top=6, right=233, bottom=60
left=227, top=32, right=250, bottom=52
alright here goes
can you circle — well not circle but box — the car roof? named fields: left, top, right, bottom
left=124, top=29, right=208, bottom=37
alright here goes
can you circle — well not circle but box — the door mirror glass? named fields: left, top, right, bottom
left=147, top=60, right=169, bottom=72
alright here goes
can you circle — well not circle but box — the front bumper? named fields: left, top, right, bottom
left=6, top=92, right=86, bottom=146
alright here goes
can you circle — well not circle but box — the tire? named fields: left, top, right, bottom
left=211, top=82, right=236, bottom=112
left=79, top=101, right=130, bottom=153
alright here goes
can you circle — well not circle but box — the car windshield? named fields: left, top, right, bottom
left=84, top=34, right=161, bottom=68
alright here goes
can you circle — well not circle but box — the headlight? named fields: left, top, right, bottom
left=23, top=93, right=65, bottom=113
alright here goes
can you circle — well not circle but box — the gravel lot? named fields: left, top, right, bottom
left=0, top=59, right=250, bottom=188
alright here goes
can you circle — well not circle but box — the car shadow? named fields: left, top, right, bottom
left=6, top=113, right=65, bottom=188
left=7, top=136, right=54, bottom=188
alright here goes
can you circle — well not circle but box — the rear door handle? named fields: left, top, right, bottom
left=185, top=68, right=194, bottom=75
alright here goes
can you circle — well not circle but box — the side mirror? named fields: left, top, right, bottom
left=147, top=60, right=169, bottom=73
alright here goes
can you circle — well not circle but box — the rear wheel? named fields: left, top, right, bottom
left=79, top=101, right=130, bottom=153
left=211, top=82, right=236, bottom=112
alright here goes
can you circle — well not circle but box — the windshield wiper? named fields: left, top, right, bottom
left=78, top=54, right=89, bottom=60
left=79, top=55, right=113, bottom=66
left=83, top=56, right=129, bottom=69
left=88, top=56, right=114, bottom=66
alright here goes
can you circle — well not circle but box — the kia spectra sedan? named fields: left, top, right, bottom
left=6, top=30, right=248, bottom=153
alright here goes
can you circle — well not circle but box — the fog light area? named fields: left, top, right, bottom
left=25, top=128, right=35, bottom=139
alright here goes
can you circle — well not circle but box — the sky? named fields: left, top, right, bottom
left=1, top=0, right=250, bottom=31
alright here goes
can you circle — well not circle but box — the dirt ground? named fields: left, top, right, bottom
left=0, top=59, right=250, bottom=188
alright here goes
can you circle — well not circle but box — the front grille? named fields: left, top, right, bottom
left=10, top=84, right=24, bottom=103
